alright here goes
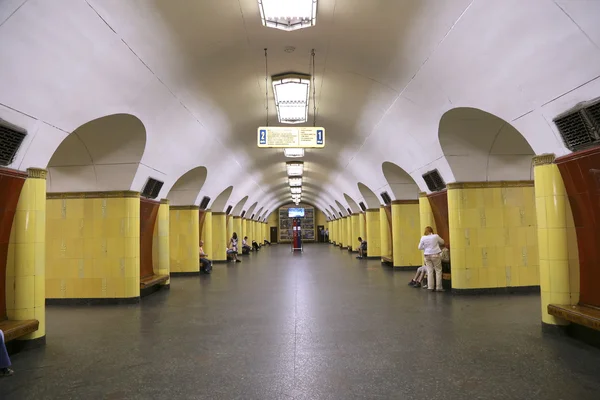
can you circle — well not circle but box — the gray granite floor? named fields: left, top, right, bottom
left=1, top=244, right=599, bottom=399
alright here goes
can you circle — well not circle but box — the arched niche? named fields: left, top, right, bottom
left=439, top=107, right=535, bottom=182
left=335, top=200, right=349, bottom=216
left=167, top=166, right=207, bottom=206
left=47, top=113, right=146, bottom=192
left=382, top=162, right=419, bottom=200
left=245, top=202, right=258, bottom=218
left=232, top=196, right=248, bottom=216
left=254, top=207, right=264, bottom=220
left=211, top=186, right=233, bottom=212
left=357, top=182, right=380, bottom=209
left=344, top=193, right=361, bottom=213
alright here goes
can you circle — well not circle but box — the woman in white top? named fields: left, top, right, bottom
left=418, top=226, right=445, bottom=292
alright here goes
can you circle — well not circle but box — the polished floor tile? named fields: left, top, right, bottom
left=2, top=244, right=599, bottom=399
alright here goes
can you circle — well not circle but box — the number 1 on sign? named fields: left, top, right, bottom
left=317, top=130, right=323, bottom=145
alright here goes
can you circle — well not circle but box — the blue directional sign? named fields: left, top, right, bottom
left=316, top=129, right=323, bottom=145
left=259, top=129, right=267, bottom=145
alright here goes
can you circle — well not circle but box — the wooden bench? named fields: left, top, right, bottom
left=548, top=304, right=600, bottom=331
left=140, top=274, right=169, bottom=289
left=0, top=319, right=39, bottom=342
left=381, top=256, right=393, bottom=265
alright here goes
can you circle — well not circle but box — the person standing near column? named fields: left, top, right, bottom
left=0, top=330, right=14, bottom=376
left=418, top=226, right=445, bottom=292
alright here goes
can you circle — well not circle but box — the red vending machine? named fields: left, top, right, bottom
left=291, top=218, right=302, bottom=252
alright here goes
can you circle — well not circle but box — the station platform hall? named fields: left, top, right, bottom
left=2, top=244, right=599, bottom=400
left=1, top=1, right=600, bottom=399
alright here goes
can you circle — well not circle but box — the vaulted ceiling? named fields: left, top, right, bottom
left=1, top=0, right=599, bottom=217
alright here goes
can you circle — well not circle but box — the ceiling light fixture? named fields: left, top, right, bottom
left=284, top=148, right=304, bottom=158
left=290, top=187, right=302, bottom=194
left=258, top=0, right=317, bottom=32
left=272, top=73, right=310, bottom=124
left=289, top=177, right=302, bottom=187
left=286, top=161, right=304, bottom=176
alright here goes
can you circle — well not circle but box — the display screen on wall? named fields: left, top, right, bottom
left=288, top=208, right=305, bottom=218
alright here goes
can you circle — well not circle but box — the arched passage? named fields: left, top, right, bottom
left=47, top=113, right=147, bottom=192
left=335, top=200, right=349, bottom=216
left=232, top=196, right=248, bottom=216
left=343, top=194, right=361, bottom=213
left=439, top=107, right=535, bottom=182
left=211, top=186, right=233, bottom=212
left=382, top=162, right=419, bottom=200
left=357, top=182, right=380, bottom=209
left=167, top=166, right=207, bottom=206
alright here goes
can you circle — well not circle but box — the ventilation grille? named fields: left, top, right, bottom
left=554, top=97, right=600, bottom=151
left=0, top=121, right=27, bottom=166
left=380, top=191, right=392, bottom=205
left=338, top=211, right=343, bottom=218
left=347, top=207, right=352, bottom=214
left=358, top=202, right=367, bottom=212
left=422, top=169, right=446, bottom=192
left=141, top=178, right=163, bottom=199
left=226, top=205, right=232, bottom=215
left=199, top=196, right=210, bottom=210
left=251, top=214, right=255, bottom=220
left=241, top=210, right=246, bottom=218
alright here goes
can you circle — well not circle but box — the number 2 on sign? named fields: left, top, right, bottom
left=260, top=130, right=266, bottom=144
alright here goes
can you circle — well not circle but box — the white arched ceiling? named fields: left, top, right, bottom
left=232, top=196, right=248, bottom=216
left=357, top=182, right=380, bottom=209
left=2, top=1, right=599, bottom=204
left=343, top=194, right=361, bottom=213
left=47, top=114, right=146, bottom=193
left=211, top=186, right=233, bottom=212
left=439, top=108, right=535, bottom=182
left=382, top=162, right=420, bottom=200
left=166, top=166, right=208, bottom=206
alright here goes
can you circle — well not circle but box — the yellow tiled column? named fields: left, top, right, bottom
left=233, top=216, right=242, bottom=254
left=340, top=218, right=346, bottom=248
left=380, top=207, right=391, bottom=259
left=7, top=168, right=47, bottom=341
left=169, top=206, right=200, bottom=273
left=340, top=217, right=345, bottom=248
left=350, top=214, right=360, bottom=252
left=448, top=181, right=539, bottom=291
left=392, top=200, right=422, bottom=268
left=241, top=218, right=247, bottom=244
left=533, top=154, right=580, bottom=326
left=359, top=213, right=366, bottom=242
left=212, top=212, right=227, bottom=261
left=331, top=219, right=336, bottom=244
left=154, top=199, right=170, bottom=284
left=419, top=192, right=437, bottom=233
left=365, top=209, right=381, bottom=257
left=201, top=210, right=213, bottom=260
left=45, top=191, right=140, bottom=301
left=227, top=215, right=233, bottom=244
left=345, top=216, right=352, bottom=250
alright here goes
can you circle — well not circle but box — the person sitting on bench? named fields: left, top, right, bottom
left=227, top=232, right=241, bottom=262
left=252, top=239, right=260, bottom=251
left=0, top=330, right=14, bottom=377
left=199, top=241, right=212, bottom=274
left=242, top=236, right=252, bottom=254
left=408, top=264, right=428, bottom=288
left=356, top=237, right=367, bottom=259
left=263, top=237, right=271, bottom=246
